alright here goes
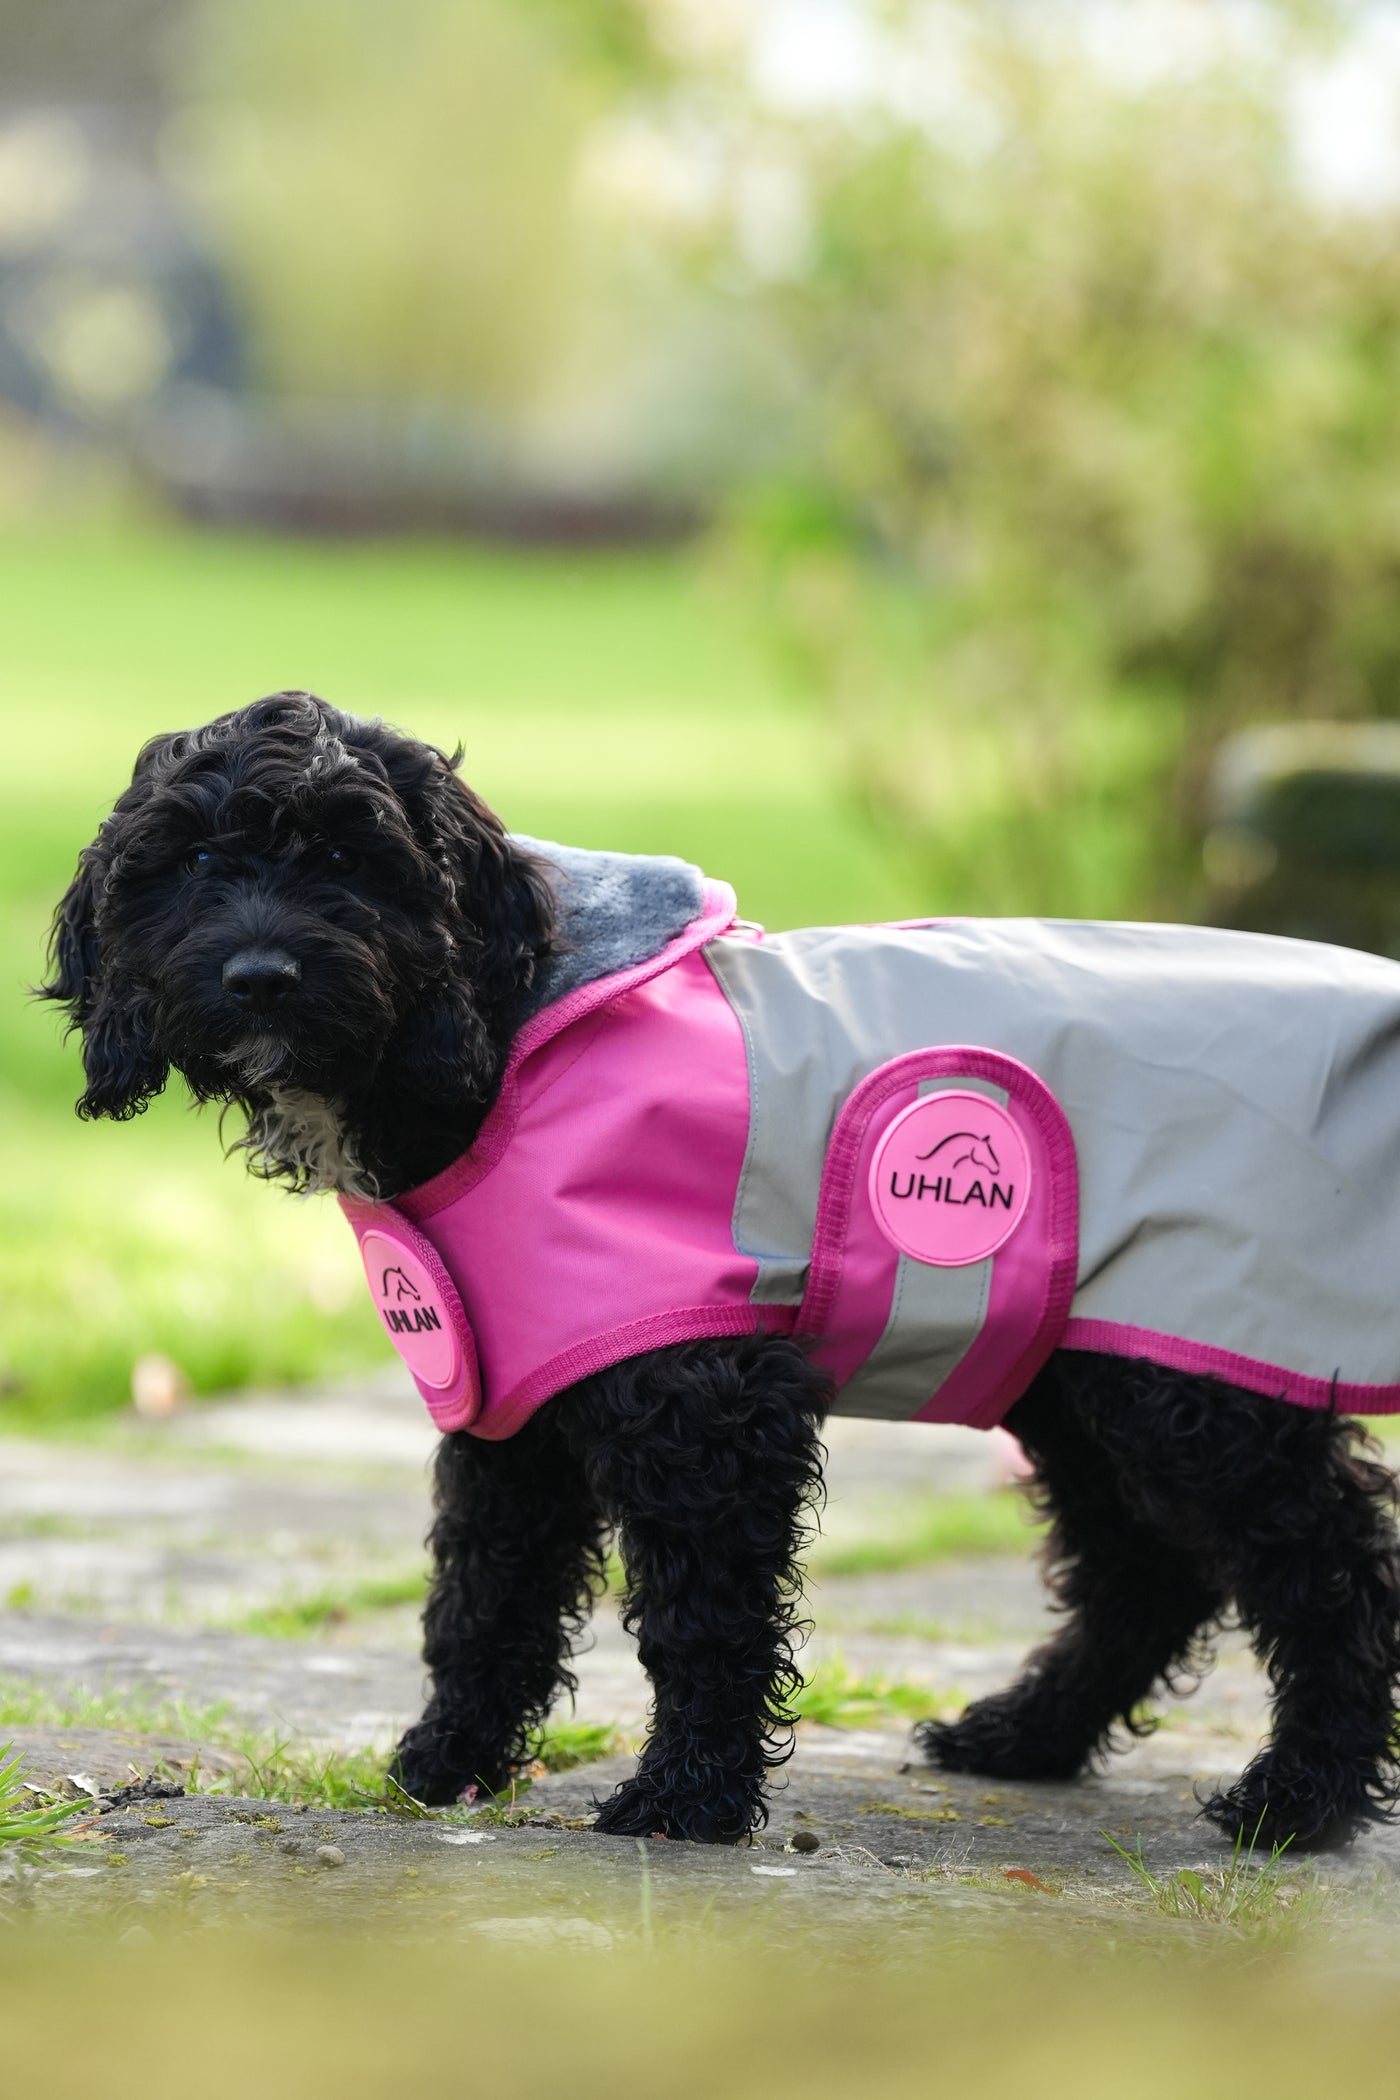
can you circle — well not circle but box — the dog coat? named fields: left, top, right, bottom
left=342, top=841, right=1400, bottom=1439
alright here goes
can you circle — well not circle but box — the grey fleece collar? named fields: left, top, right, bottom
left=511, top=836, right=708, bottom=1022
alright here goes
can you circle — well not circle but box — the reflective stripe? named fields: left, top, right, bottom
left=837, top=1077, right=1004, bottom=1420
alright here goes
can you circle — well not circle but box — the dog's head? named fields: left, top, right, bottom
left=43, top=692, right=556, bottom=1188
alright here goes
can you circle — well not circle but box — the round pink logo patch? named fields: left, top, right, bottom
left=358, top=1228, right=463, bottom=1394
left=869, top=1090, right=1033, bottom=1267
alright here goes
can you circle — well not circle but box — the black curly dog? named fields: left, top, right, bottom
left=45, top=693, right=1400, bottom=1848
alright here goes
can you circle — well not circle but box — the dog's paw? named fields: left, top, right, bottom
left=1200, top=1755, right=1379, bottom=1853
left=915, top=1697, right=1091, bottom=1781
left=590, top=1775, right=759, bottom=1845
left=390, top=1720, right=511, bottom=1809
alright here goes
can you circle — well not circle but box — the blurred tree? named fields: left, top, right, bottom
left=701, top=2, right=1400, bottom=917
left=170, top=0, right=627, bottom=417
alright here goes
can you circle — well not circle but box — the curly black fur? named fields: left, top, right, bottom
left=392, top=1405, right=609, bottom=1802
left=573, top=1334, right=826, bottom=1841
left=47, top=693, right=1400, bottom=1848
left=394, top=1332, right=828, bottom=1841
left=40, top=690, right=557, bottom=1193
left=923, top=1352, right=1400, bottom=1849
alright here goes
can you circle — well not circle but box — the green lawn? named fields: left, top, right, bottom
left=1, top=526, right=909, bottom=1424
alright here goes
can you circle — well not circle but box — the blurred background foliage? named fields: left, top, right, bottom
left=703, top=4, right=1400, bottom=915
left=175, top=0, right=597, bottom=414
left=10, top=0, right=1400, bottom=1414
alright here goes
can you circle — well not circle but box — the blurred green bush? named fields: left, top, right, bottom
left=710, top=4, right=1400, bottom=916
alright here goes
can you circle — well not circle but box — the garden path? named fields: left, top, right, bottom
left=3, top=1377, right=1398, bottom=1932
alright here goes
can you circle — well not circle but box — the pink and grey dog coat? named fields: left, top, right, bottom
left=343, top=840, right=1400, bottom=1439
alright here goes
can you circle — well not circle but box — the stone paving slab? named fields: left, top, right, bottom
left=25, top=1784, right=1031, bottom=1949
left=18, top=1732, right=1400, bottom=1951
left=0, top=1399, right=1008, bottom=1628
left=0, top=1433, right=434, bottom=1624
left=0, top=1569, right=1273, bottom=1761
left=0, top=1612, right=431, bottom=1744
left=3, top=1725, right=242, bottom=1793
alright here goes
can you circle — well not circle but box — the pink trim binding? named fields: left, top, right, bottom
left=1062, top=1319, right=1400, bottom=1416
left=798, top=1046, right=1079, bottom=1430
left=398, top=877, right=739, bottom=1224
left=469, top=1305, right=797, bottom=1442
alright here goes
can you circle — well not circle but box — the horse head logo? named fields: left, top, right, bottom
left=916, top=1130, right=1001, bottom=1176
left=380, top=1265, right=421, bottom=1303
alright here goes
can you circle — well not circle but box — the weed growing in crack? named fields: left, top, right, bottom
left=1100, top=1824, right=1324, bottom=1938
left=196, top=1736, right=391, bottom=1809
left=0, top=1743, right=89, bottom=1865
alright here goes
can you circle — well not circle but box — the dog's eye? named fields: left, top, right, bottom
left=323, top=846, right=357, bottom=874
left=185, top=847, right=212, bottom=874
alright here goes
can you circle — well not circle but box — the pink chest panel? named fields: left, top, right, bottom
left=345, top=950, right=764, bottom=1437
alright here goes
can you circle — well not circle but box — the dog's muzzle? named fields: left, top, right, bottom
left=221, top=947, right=301, bottom=1014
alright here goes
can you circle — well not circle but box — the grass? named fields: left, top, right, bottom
left=197, top=1715, right=627, bottom=1810
left=229, top=1570, right=429, bottom=1638
left=791, top=1656, right=957, bottom=1730
left=530, top=1719, right=628, bottom=1772
left=0, top=524, right=910, bottom=1427
left=1102, top=1826, right=1323, bottom=1942
left=0, top=1667, right=627, bottom=1812
left=203, top=1736, right=394, bottom=1810
left=0, top=1677, right=235, bottom=1740
left=0, top=1652, right=947, bottom=1812
left=0, top=1743, right=88, bottom=1864
left=811, top=1491, right=1043, bottom=1579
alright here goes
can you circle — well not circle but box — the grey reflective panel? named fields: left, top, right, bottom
left=704, top=919, right=1400, bottom=1403
left=705, top=925, right=985, bottom=1305
left=836, top=1077, right=1003, bottom=1421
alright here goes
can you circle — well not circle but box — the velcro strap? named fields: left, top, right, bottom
left=346, top=1205, right=480, bottom=1432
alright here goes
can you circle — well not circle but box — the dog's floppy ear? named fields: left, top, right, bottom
left=75, top=988, right=170, bottom=1122
left=389, top=801, right=558, bottom=1104
left=449, top=798, right=560, bottom=1006
left=356, top=724, right=557, bottom=1056
left=349, top=721, right=558, bottom=993
left=40, top=847, right=170, bottom=1121
left=326, top=709, right=559, bottom=1099
left=44, top=849, right=103, bottom=1017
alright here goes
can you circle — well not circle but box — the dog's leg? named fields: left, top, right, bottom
left=1004, top=1356, right=1400, bottom=1849
left=920, top=1362, right=1223, bottom=1781
left=1188, top=1408, right=1400, bottom=1850
left=391, top=1408, right=606, bottom=1807
left=570, top=1334, right=827, bottom=1844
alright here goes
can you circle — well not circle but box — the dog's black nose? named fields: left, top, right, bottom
left=222, top=948, right=301, bottom=1012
